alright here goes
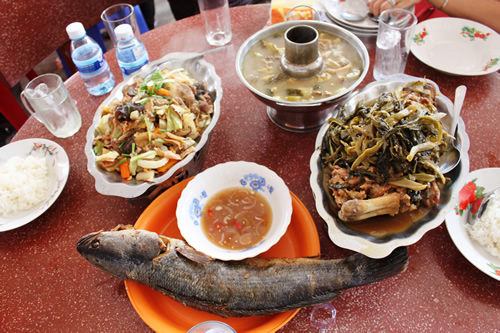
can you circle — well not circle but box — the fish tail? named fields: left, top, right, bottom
left=343, top=246, right=409, bottom=289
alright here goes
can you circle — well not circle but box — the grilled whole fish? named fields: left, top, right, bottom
left=77, top=225, right=409, bottom=318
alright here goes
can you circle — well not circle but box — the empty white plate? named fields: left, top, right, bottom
left=411, top=17, right=500, bottom=76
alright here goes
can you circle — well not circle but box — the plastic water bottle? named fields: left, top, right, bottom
left=114, top=24, right=149, bottom=77
left=66, top=22, right=115, bottom=96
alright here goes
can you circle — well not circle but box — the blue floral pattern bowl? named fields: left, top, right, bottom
left=176, top=161, right=292, bottom=261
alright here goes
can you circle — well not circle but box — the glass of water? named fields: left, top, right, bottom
left=101, top=4, right=141, bottom=46
left=197, top=0, right=232, bottom=46
left=20, top=74, right=82, bottom=138
left=373, top=8, right=417, bottom=81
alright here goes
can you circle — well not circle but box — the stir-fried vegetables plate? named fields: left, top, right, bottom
left=93, top=67, right=214, bottom=182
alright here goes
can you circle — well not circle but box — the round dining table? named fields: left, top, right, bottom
left=1, top=4, right=499, bottom=332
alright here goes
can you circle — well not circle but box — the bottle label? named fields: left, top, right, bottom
left=73, top=51, right=106, bottom=75
left=120, top=58, right=150, bottom=76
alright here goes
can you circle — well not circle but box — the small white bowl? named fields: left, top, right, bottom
left=176, top=161, right=292, bottom=261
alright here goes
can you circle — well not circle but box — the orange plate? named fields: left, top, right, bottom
left=126, top=178, right=320, bottom=333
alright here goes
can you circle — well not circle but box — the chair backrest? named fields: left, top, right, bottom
left=0, top=0, right=146, bottom=88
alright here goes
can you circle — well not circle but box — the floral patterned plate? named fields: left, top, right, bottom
left=411, top=17, right=500, bottom=76
left=445, top=168, right=500, bottom=281
left=0, top=139, right=69, bottom=232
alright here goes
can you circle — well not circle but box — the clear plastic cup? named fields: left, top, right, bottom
left=373, top=8, right=417, bottom=81
left=101, top=4, right=141, bottom=46
left=188, top=321, right=236, bottom=333
left=197, top=0, right=232, bottom=46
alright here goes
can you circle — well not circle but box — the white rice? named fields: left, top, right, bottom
left=466, top=189, right=500, bottom=258
left=0, top=155, right=50, bottom=219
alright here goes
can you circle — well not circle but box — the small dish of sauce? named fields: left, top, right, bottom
left=201, top=187, right=272, bottom=250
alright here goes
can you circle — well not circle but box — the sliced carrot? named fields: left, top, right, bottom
left=120, top=160, right=131, bottom=179
left=156, top=88, right=169, bottom=96
left=157, top=159, right=178, bottom=173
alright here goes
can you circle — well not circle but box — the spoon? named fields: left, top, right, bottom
left=439, top=85, right=466, bottom=174
left=340, top=0, right=370, bottom=22
left=143, top=44, right=231, bottom=81
left=367, top=13, right=379, bottom=22
left=468, top=187, right=499, bottom=225
left=341, top=11, right=366, bottom=22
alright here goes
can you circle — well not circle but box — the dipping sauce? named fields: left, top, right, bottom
left=201, top=187, right=272, bottom=250
left=241, top=31, right=363, bottom=101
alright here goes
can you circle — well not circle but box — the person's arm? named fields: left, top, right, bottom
left=368, top=0, right=500, bottom=33
left=368, top=0, right=420, bottom=16
left=430, top=0, right=500, bottom=33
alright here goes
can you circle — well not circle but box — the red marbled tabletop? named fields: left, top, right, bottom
left=1, top=4, right=499, bottom=332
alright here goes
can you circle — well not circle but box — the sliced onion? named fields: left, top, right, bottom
left=239, top=233, right=253, bottom=246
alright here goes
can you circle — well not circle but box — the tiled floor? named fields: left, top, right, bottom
left=1, top=0, right=175, bottom=147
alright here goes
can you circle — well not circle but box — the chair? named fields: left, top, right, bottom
left=0, top=0, right=148, bottom=130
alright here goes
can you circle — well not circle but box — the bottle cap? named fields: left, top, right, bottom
left=66, top=22, right=86, bottom=40
left=115, top=24, right=134, bottom=42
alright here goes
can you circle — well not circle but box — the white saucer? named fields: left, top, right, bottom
left=411, top=18, right=500, bottom=76
left=445, top=168, right=500, bottom=281
left=324, top=0, right=379, bottom=31
left=325, top=12, right=378, bottom=36
left=0, top=139, right=69, bottom=232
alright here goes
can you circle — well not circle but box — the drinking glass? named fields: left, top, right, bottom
left=197, top=0, right=232, bottom=46
left=20, top=74, right=81, bottom=138
left=373, top=8, right=417, bottom=81
left=188, top=321, right=236, bottom=333
left=284, top=5, right=321, bottom=22
left=101, top=4, right=140, bottom=46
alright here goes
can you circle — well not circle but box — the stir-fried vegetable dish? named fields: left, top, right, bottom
left=321, top=81, right=452, bottom=222
left=93, top=67, right=214, bottom=182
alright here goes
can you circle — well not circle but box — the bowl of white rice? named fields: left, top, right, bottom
left=0, top=138, right=69, bottom=232
left=445, top=167, right=500, bottom=281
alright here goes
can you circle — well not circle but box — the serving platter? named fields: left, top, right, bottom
left=85, top=52, right=222, bottom=202
left=309, top=74, right=470, bottom=258
left=411, top=18, right=500, bottom=76
left=126, top=178, right=320, bottom=332
left=0, top=138, right=69, bottom=232
left=445, top=168, right=500, bottom=281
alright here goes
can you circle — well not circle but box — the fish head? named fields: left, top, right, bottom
left=76, top=225, right=165, bottom=279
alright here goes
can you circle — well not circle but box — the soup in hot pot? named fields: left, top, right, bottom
left=241, top=31, right=363, bottom=102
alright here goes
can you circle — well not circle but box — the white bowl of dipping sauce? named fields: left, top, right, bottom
left=176, top=161, right=292, bottom=261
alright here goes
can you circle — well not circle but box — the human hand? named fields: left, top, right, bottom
left=367, top=0, right=421, bottom=17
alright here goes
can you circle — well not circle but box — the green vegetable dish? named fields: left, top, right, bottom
left=321, top=81, right=453, bottom=222
left=93, top=68, right=214, bottom=182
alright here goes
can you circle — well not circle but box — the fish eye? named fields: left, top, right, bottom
left=91, top=240, right=100, bottom=248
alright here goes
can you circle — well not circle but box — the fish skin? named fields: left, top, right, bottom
left=77, top=225, right=409, bottom=318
